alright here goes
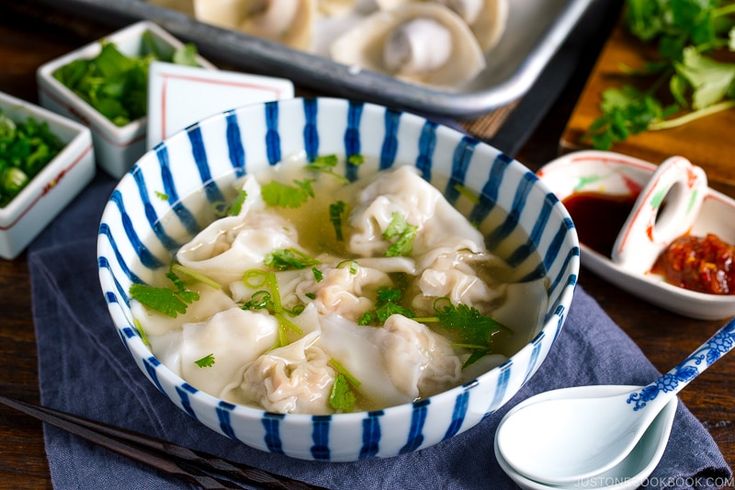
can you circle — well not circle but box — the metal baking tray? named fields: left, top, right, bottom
left=38, top=0, right=594, bottom=118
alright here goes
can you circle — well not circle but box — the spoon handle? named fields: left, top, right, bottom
left=627, top=317, right=735, bottom=411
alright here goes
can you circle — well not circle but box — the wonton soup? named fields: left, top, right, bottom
left=130, top=156, right=548, bottom=414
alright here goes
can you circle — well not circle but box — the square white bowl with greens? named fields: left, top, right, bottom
left=0, top=91, right=95, bottom=260
left=37, top=21, right=215, bottom=178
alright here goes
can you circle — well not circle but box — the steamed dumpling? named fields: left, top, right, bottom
left=180, top=307, right=278, bottom=397
left=319, top=314, right=462, bottom=407
left=227, top=332, right=335, bottom=414
left=132, top=286, right=238, bottom=336
left=330, top=3, right=486, bottom=87
left=176, top=178, right=301, bottom=285
left=349, top=166, right=485, bottom=259
left=193, top=0, right=316, bottom=50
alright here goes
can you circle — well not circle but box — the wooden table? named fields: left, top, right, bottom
left=0, top=3, right=732, bottom=488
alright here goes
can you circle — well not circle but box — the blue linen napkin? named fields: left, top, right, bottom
left=26, top=176, right=733, bottom=489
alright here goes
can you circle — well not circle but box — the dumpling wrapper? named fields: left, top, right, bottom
left=330, top=3, right=486, bottom=87
left=227, top=331, right=335, bottom=414
left=131, top=286, right=238, bottom=336
left=193, top=0, right=316, bottom=51
left=349, top=166, right=485, bottom=260
left=180, top=307, right=278, bottom=397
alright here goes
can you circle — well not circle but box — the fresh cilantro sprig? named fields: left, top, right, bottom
left=328, top=359, right=361, bottom=412
left=312, top=266, right=323, bottom=282
left=129, top=271, right=200, bottom=318
left=358, top=287, right=415, bottom=326
left=264, top=248, right=319, bottom=271
left=329, top=200, right=348, bottom=241
left=383, top=212, right=418, bottom=257
left=240, top=269, right=304, bottom=346
left=586, top=0, right=735, bottom=149
left=261, top=179, right=315, bottom=208
left=53, top=33, right=199, bottom=127
left=307, top=154, right=349, bottom=183
left=194, top=353, right=215, bottom=368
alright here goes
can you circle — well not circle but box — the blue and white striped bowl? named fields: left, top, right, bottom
left=97, top=97, right=579, bottom=462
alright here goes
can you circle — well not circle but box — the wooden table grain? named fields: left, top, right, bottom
left=0, top=3, right=732, bottom=488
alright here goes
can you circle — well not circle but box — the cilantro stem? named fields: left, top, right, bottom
left=713, top=3, right=735, bottom=18
left=650, top=100, right=735, bottom=130
left=328, top=359, right=361, bottom=387
left=171, top=264, right=221, bottom=290
left=412, top=316, right=441, bottom=323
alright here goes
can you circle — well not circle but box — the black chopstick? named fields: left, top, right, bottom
left=0, top=394, right=325, bottom=490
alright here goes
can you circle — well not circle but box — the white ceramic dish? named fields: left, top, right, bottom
left=0, top=91, right=95, bottom=260
left=37, top=21, right=215, bottom=178
left=97, top=97, right=579, bottom=461
left=494, top=385, right=677, bottom=490
left=539, top=150, right=735, bottom=320
left=146, top=61, right=294, bottom=150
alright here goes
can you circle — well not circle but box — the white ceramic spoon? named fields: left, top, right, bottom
left=495, top=317, right=735, bottom=485
left=494, top=385, right=678, bottom=490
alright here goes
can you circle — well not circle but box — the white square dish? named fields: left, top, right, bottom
left=147, top=61, right=294, bottom=149
left=36, top=21, right=216, bottom=178
left=0, top=91, right=95, bottom=260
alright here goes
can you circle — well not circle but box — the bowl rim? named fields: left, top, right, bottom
left=97, top=96, right=580, bottom=422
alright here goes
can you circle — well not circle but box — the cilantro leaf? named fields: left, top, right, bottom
left=462, top=350, right=488, bottom=369
left=166, top=271, right=200, bottom=304
left=307, top=154, right=349, bottom=183
left=329, top=374, right=356, bottom=412
left=359, top=287, right=415, bottom=326
left=329, top=200, right=347, bottom=241
left=261, top=179, right=315, bottom=208
left=435, top=303, right=506, bottom=347
left=129, top=283, right=188, bottom=318
left=154, top=190, right=169, bottom=201
left=347, top=154, right=364, bottom=166
left=173, top=43, right=199, bottom=67
left=194, top=353, right=215, bottom=368
left=383, top=212, right=418, bottom=257
left=675, top=47, right=735, bottom=109
left=264, top=248, right=319, bottom=271
left=227, top=189, right=248, bottom=216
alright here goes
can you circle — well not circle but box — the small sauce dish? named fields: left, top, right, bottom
left=538, top=150, right=735, bottom=320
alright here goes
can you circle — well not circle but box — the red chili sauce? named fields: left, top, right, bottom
left=561, top=192, right=637, bottom=257
left=652, top=234, right=735, bottom=295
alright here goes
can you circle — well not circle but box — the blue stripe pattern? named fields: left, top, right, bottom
left=265, top=102, right=281, bottom=165
left=542, top=218, right=575, bottom=275
left=344, top=101, right=363, bottom=182
left=144, top=357, right=165, bottom=394
left=507, top=193, right=558, bottom=268
left=225, top=110, right=246, bottom=177
left=105, top=292, right=117, bottom=304
left=379, top=109, right=400, bottom=170
left=98, top=257, right=129, bottom=305
left=444, top=136, right=479, bottom=204
left=262, top=413, right=285, bottom=454
left=549, top=247, right=581, bottom=294
left=489, top=360, right=512, bottom=411
left=553, top=305, right=567, bottom=342
left=415, top=121, right=437, bottom=181
left=155, top=145, right=199, bottom=236
left=187, top=125, right=224, bottom=204
left=175, top=384, right=198, bottom=419
left=311, top=415, right=331, bottom=460
left=130, top=167, right=180, bottom=251
left=485, top=172, right=537, bottom=250
left=98, top=224, right=142, bottom=284
left=359, top=410, right=383, bottom=459
left=303, top=99, right=319, bottom=161
left=217, top=401, right=237, bottom=439
left=468, top=153, right=513, bottom=224
left=399, top=399, right=430, bottom=454
left=523, top=332, right=545, bottom=385
left=110, top=191, right=163, bottom=269
left=443, top=390, right=470, bottom=441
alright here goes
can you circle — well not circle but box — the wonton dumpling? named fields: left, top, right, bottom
left=193, top=0, right=316, bottom=51
left=132, top=286, right=238, bottom=336
left=330, top=3, right=485, bottom=87
left=319, top=314, right=461, bottom=407
left=229, top=332, right=335, bottom=414
left=180, top=308, right=278, bottom=397
left=349, top=166, right=485, bottom=259
left=412, top=251, right=503, bottom=312
left=148, top=330, right=183, bottom=376
left=177, top=177, right=300, bottom=285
